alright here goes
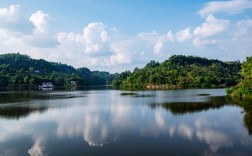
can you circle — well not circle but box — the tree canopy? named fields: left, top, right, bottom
left=0, top=53, right=116, bottom=88
left=242, top=56, right=252, bottom=79
left=227, top=56, right=252, bottom=99
left=112, top=55, right=241, bottom=90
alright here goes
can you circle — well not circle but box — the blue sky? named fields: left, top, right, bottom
left=0, top=0, right=252, bottom=73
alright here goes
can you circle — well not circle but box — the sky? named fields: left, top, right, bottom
left=0, top=0, right=252, bottom=73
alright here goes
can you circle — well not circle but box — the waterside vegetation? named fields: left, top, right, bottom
left=227, top=56, right=252, bottom=99
left=112, top=55, right=241, bottom=90
left=0, top=53, right=116, bottom=88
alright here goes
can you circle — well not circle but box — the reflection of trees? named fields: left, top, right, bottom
left=0, top=91, right=35, bottom=103
left=0, top=91, right=85, bottom=119
left=244, top=113, right=252, bottom=135
left=150, top=96, right=227, bottom=115
left=0, top=91, right=85, bottom=104
left=226, top=98, right=252, bottom=136
left=150, top=96, right=252, bottom=136
left=0, top=106, right=47, bottom=119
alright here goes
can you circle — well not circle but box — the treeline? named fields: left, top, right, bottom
left=0, top=53, right=116, bottom=88
left=227, top=56, right=252, bottom=99
left=112, top=55, right=241, bottom=89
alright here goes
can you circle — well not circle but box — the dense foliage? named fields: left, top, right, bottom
left=0, top=53, right=115, bottom=88
left=111, top=71, right=131, bottom=87
left=227, top=56, right=252, bottom=99
left=112, top=55, right=241, bottom=89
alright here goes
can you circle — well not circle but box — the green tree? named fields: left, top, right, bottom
left=227, top=56, right=252, bottom=99
left=242, top=56, right=252, bottom=79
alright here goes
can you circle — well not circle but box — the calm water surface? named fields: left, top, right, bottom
left=0, top=89, right=252, bottom=156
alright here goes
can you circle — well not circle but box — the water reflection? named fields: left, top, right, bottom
left=226, top=98, right=252, bottom=136
left=0, top=91, right=86, bottom=104
left=0, top=89, right=251, bottom=156
left=0, top=91, right=86, bottom=119
left=149, top=96, right=227, bottom=115
left=28, top=137, right=46, bottom=156
left=150, top=96, right=252, bottom=137
left=195, top=118, right=234, bottom=152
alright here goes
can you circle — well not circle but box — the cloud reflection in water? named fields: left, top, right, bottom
left=0, top=90, right=251, bottom=156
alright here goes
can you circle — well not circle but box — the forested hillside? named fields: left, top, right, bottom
left=0, top=53, right=115, bottom=88
left=112, top=55, right=241, bottom=89
left=227, top=56, right=252, bottom=99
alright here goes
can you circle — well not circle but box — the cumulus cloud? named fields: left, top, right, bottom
left=55, top=27, right=172, bottom=71
left=56, top=22, right=122, bottom=66
left=176, top=28, right=192, bottom=42
left=192, top=15, right=229, bottom=47
left=30, top=10, right=52, bottom=33
left=83, top=22, right=111, bottom=53
left=199, top=0, right=252, bottom=16
left=110, top=40, right=134, bottom=65
left=0, top=3, right=251, bottom=72
left=154, top=42, right=164, bottom=54
left=0, top=5, right=58, bottom=48
left=0, top=5, right=33, bottom=34
left=166, top=30, right=174, bottom=42
left=26, top=10, right=58, bottom=48
left=55, top=24, right=135, bottom=69
left=194, top=15, right=229, bottom=38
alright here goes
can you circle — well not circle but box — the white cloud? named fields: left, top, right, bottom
left=192, top=15, right=229, bottom=47
left=83, top=22, right=111, bottom=53
left=176, top=28, right=192, bottom=42
left=0, top=3, right=251, bottom=72
left=0, top=5, right=33, bottom=34
left=234, top=18, right=252, bottom=37
left=154, top=42, right=164, bottom=55
left=110, top=40, right=133, bottom=65
left=199, top=0, right=252, bottom=16
left=0, top=4, right=20, bottom=21
left=138, top=30, right=173, bottom=55
left=194, top=15, right=229, bottom=38
left=24, top=10, right=58, bottom=48
left=25, top=33, right=59, bottom=48
left=166, top=30, right=174, bottom=42
left=55, top=27, right=171, bottom=72
left=55, top=25, right=134, bottom=69
left=0, top=5, right=58, bottom=48
left=193, top=37, right=217, bottom=47
left=30, top=10, right=52, bottom=33
left=222, top=18, right=252, bottom=60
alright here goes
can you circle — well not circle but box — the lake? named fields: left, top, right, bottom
left=0, top=89, right=252, bottom=156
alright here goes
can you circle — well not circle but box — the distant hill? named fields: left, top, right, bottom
left=112, top=55, right=241, bottom=89
left=0, top=53, right=116, bottom=88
